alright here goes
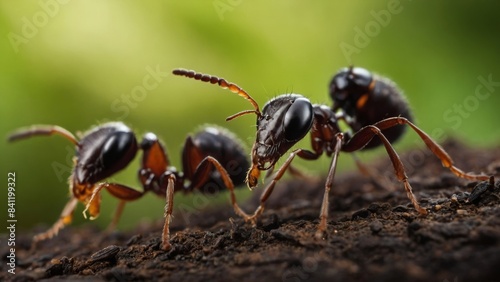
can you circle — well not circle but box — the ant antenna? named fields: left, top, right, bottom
left=8, top=125, right=78, bottom=145
left=172, top=68, right=262, bottom=120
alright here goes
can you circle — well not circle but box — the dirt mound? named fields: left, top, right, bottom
left=2, top=139, right=500, bottom=282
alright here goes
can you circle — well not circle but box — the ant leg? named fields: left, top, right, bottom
left=373, top=117, right=491, bottom=181
left=192, top=157, right=243, bottom=213
left=101, top=184, right=144, bottom=231
left=82, top=183, right=144, bottom=230
left=8, top=125, right=78, bottom=145
left=248, top=148, right=322, bottom=225
left=162, top=175, right=175, bottom=251
left=104, top=183, right=144, bottom=201
left=189, top=156, right=250, bottom=220
left=343, top=125, right=428, bottom=215
left=33, top=197, right=78, bottom=243
left=82, top=184, right=103, bottom=220
left=249, top=149, right=302, bottom=223
left=316, top=133, right=343, bottom=239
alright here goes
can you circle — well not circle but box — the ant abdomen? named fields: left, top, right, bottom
left=182, top=126, right=250, bottom=194
left=330, top=66, right=413, bottom=149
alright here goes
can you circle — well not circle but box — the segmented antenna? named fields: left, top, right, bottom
left=7, top=125, right=78, bottom=145
left=172, top=68, right=262, bottom=120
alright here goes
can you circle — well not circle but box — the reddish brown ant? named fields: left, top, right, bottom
left=172, top=67, right=493, bottom=238
left=8, top=122, right=250, bottom=250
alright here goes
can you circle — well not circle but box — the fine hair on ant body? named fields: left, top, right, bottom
left=8, top=122, right=250, bottom=250
left=172, top=66, right=493, bottom=239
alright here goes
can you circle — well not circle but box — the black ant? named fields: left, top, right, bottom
left=8, top=122, right=250, bottom=250
left=172, top=66, right=493, bottom=238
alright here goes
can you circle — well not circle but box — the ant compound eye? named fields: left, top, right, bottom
left=101, top=131, right=137, bottom=169
left=283, top=98, right=313, bottom=141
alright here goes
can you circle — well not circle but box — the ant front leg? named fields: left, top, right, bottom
left=34, top=178, right=101, bottom=244
left=247, top=132, right=343, bottom=240
left=316, top=133, right=343, bottom=239
left=247, top=146, right=325, bottom=226
left=33, top=197, right=79, bottom=244
left=82, top=182, right=145, bottom=231
left=248, top=149, right=301, bottom=224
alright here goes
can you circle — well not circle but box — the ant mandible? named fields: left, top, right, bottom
left=172, top=66, right=492, bottom=239
left=8, top=122, right=250, bottom=250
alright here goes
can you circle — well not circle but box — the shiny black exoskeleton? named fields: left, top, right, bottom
left=329, top=66, right=413, bottom=149
left=75, top=122, right=138, bottom=185
left=252, top=94, right=314, bottom=170
left=181, top=127, right=249, bottom=192
left=8, top=122, right=250, bottom=250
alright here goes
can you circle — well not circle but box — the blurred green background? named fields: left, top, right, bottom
left=1, top=1, right=499, bottom=233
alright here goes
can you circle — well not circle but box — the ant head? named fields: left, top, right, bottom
left=329, top=66, right=374, bottom=114
left=172, top=69, right=314, bottom=188
left=76, top=122, right=138, bottom=184
left=247, top=94, right=313, bottom=187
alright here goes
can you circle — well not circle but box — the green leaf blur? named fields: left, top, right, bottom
left=1, top=1, right=499, bottom=232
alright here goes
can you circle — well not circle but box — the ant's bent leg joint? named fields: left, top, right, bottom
left=396, top=116, right=408, bottom=125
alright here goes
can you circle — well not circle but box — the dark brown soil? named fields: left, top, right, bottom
left=2, top=139, right=500, bottom=282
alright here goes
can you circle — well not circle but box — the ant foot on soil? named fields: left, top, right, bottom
left=467, top=176, right=496, bottom=204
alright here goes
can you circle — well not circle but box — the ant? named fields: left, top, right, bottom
left=8, top=122, right=250, bottom=250
left=172, top=66, right=493, bottom=238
